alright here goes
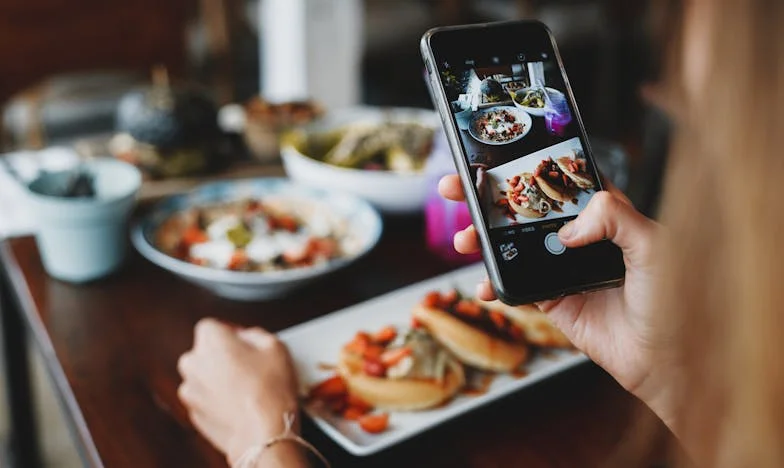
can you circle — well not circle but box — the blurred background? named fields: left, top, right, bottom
left=0, top=1, right=670, bottom=466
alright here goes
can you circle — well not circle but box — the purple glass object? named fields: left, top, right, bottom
left=544, top=92, right=572, bottom=136
left=424, top=132, right=482, bottom=264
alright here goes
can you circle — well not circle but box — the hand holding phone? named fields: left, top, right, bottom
left=421, top=21, right=625, bottom=304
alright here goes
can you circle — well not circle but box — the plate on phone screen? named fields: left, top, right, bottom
left=278, top=264, right=588, bottom=456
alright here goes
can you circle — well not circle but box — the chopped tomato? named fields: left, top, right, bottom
left=489, top=311, right=507, bottom=330
left=309, top=375, right=347, bottom=400
left=410, top=317, right=423, bottom=329
left=363, top=359, right=386, bottom=377
left=362, top=344, right=384, bottom=361
left=454, top=300, right=482, bottom=318
left=227, top=250, right=248, bottom=270
left=310, top=238, right=337, bottom=258
left=498, top=198, right=509, bottom=206
left=276, top=215, right=299, bottom=232
left=342, top=406, right=367, bottom=421
left=371, top=326, right=397, bottom=345
left=182, top=225, right=208, bottom=246
left=510, top=175, right=520, bottom=185
left=422, top=291, right=441, bottom=308
left=358, top=413, right=390, bottom=434
left=509, top=325, right=525, bottom=341
left=520, top=195, right=529, bottom=203
left=343, top=332, right=371, bottom=355
left=380, top=346, right=412, bottom=366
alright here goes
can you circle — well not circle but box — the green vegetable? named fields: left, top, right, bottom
left=227, top=224, right=252, bottom=248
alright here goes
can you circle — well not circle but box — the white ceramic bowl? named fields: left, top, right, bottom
left=280, top=107, right=439, bottom=214
left=131, top=178, right=382, bottom=301
left=512, top=87, right=565, bottom=117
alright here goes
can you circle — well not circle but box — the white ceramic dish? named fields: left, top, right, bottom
left=278, top=263, right=587, bottom=456
left=280, top=107, right=438, bottom=214
left=131, top=178, right=382, bottom=301
left=512, top=87, right=565, bottom=117
left=468, top=106, right=533, bottom=146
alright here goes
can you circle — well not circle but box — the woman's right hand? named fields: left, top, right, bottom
left=438, top=175, right=677, bottom=429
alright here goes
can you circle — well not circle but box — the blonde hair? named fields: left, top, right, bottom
left=653, top=0, right=784, bottom=466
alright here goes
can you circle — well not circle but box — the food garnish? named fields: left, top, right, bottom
left=155, top=198, right=348, bottom=272
left=292, top=121, right=434, bottom=172
left=474, top=109, right=526, bottom=143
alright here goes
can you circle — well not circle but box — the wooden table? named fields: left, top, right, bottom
left=0, top=216, right=672, bottom=467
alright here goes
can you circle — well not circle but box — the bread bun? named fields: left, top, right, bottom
left=412, top=305, right=528, bottom=372
left=534, top=175, right=574, bottom=202
left=337, top=348, right=464, bottom=411
left=556, top=156, right=595, bottom=190
left=476, top=300, right=572, bottom=348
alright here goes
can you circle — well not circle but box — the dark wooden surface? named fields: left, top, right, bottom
left=1, top=216, right=671, bottom=467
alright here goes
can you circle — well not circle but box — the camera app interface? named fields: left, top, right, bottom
left=437, top=53, right=599, bottom=235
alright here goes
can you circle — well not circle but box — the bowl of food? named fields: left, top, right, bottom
left=280, top=107, right=439, bottom=214
left=468, top=106, right=532, bottom=145
left=511, top=87, right=565, bottom=117
left=131, top=178, right=382, bottom=301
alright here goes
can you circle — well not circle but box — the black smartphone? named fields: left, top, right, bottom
left=421, top=20, right=624, bottom=305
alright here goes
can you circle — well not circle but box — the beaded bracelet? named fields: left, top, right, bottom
left=233, top=412, right=330, bottom=468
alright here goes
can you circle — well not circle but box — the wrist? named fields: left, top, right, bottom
left=629, top=361, right=684, bottom=436
left=227, top=397, right=300, bottom=466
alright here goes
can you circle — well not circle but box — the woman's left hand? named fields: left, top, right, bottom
left=177, top=318, right=306, bottom=466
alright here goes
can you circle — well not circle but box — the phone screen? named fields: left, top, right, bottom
left=427, top=23, right=624, bottom=302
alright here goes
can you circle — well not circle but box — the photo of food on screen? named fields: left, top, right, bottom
left=483, top=137, right=596, bottom=228
left=439, top=58, right=596, bottom=230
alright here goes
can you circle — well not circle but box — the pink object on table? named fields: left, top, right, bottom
left=424, top=131, right=482, bottom=264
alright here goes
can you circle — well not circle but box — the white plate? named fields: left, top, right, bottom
left=468, top=106, right=532, bottom=146
left=278, top=264, right=587, bottom=456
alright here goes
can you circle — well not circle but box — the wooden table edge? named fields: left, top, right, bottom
left=1, top=237, right=104, bottom=468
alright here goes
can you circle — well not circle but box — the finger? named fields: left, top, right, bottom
left=177, top=382, right=200, bottom=408
left=599, top=174, right=632, bottom=206
left=194, top=318, right=235, bottom=347
left=475, top=278, right=496, bottom=301
left=438, top=175, right=466, bottom=202
left=454, top=225, right=480, bottom=254
left=237, top=327, right=281, bottom=350
left=177, top=351, right=195, bottom=378
left=557, top=191, right=657, bottom=267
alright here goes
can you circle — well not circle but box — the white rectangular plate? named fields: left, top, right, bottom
left=278, top=264, right=587, bottom=456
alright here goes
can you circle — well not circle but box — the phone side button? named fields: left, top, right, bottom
left=544, top=232, right=566, bottom=255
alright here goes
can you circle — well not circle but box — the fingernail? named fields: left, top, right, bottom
left=558, top=221, right=576, bottom=240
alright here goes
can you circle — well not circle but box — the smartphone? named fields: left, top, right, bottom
left=421, top=20, right=624, bottom=305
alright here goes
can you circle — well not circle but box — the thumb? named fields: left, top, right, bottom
left=557, top=191, right=657, bottom=267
